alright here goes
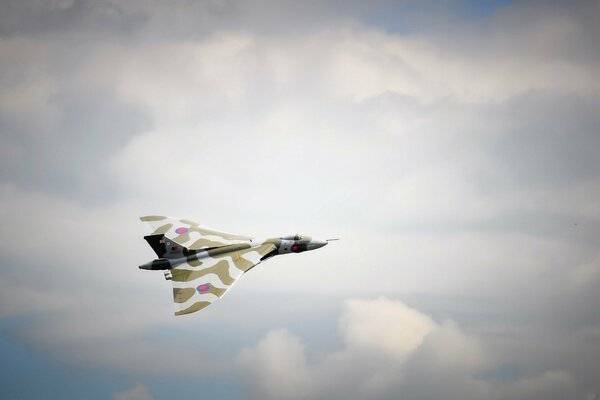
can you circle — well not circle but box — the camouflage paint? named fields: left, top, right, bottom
left=139, top=216, right=328, bottom=316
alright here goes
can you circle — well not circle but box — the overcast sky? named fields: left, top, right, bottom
left=1, top=0, right=600, bottom=399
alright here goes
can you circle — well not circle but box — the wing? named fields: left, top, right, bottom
left=170, top=243, right=276, bottom=316
left=140, top=215, right=252, bottom=250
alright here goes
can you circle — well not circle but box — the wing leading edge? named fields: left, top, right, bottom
left=140, top=215, right=252, bottom=250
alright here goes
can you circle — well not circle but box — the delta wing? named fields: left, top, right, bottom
left=140, top=215, right=252, bottom=250
left=170, top=243, right=276, bottom=316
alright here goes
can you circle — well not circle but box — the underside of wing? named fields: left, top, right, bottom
left=170, top=243, right=276, bottom=316
left=140, top=215, right=252, bottom=250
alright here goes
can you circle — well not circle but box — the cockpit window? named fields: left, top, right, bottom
left=282, top=234, right=303, bottom=240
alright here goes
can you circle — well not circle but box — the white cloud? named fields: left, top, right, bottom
left=571, top=252, right=600, bottom=288
left=98, top=17, right=600, bottom=232
left=115, top=384, right=154, bottom=400
left=339, top=297, right=436, bottom=358
left=237, top=297, right=583, bottom=400
left=95, top=33, right=257, bottom=122
left=237, top=329, right=310, bottom=400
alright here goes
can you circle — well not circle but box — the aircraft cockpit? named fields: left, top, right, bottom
left=281, top=234, right=303, bottom=240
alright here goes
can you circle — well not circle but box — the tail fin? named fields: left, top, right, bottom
left=144, top=234, right=190, bottom=259
left=144, top=234, right=166, bottom=257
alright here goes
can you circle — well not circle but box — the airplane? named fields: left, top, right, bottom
left=139, top=216, right=334, bottom=316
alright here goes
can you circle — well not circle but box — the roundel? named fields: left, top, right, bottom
left=196, top=283, right=211, bottom=293
left=292, top=245, right=299, bottom=251
left=175, top=227, right=189, bottom=234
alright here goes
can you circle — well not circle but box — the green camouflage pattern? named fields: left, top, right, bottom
left=170, top=243, right=276, bottom=316
left=140, top=215, right=252, bottom=250
left=139, top=216, right=328, bottom=316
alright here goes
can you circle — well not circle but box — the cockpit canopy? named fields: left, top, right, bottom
left=281, top=234, right=303, bottom=240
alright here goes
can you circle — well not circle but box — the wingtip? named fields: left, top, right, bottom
left=140, top=215, right=167, bottom=222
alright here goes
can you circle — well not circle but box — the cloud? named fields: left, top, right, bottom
left=495, top=370, right=581, bottom=400
left=3, top=0, right=600, bottom=217
left=91, top=6, right=600, bottom=233
left=339, top=297, right=436, bottom=358
left=1, top=0, right=600, bottom=398
left=0, top=37, right=57, bottom=132
left=0, top=35, right=151, bottom=201
left=115, top=384, right=154, bottom=400
left=237, top=329, right=310, bottom=399
left=236, top=298, right=585, bottom=400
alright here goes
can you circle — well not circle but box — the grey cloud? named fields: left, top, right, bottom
left=114, top=384, right=154, bottom=400
left=364, top=90, right=600, bottom=245
left=0, top=87, right=150, bottom=201
left=483, top=92, right=600, bottom=187
left=0, top=46, right=150, bottom=202
left=0, top=0, right=375, bottom=39
left=0, top=0, right=148, bottom=38
left=2, top=0, right=599, bottom=207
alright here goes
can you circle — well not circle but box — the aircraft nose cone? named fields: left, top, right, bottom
left=307, top=239, right=327, bottom=250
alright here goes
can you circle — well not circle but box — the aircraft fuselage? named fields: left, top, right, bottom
left=139, top=235, right=327, bottom=271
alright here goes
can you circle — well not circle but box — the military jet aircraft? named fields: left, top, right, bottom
left=139, top=216, right=333, bottom=316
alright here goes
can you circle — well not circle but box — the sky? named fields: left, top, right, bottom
left=1, top=0, right=599, bottom=399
